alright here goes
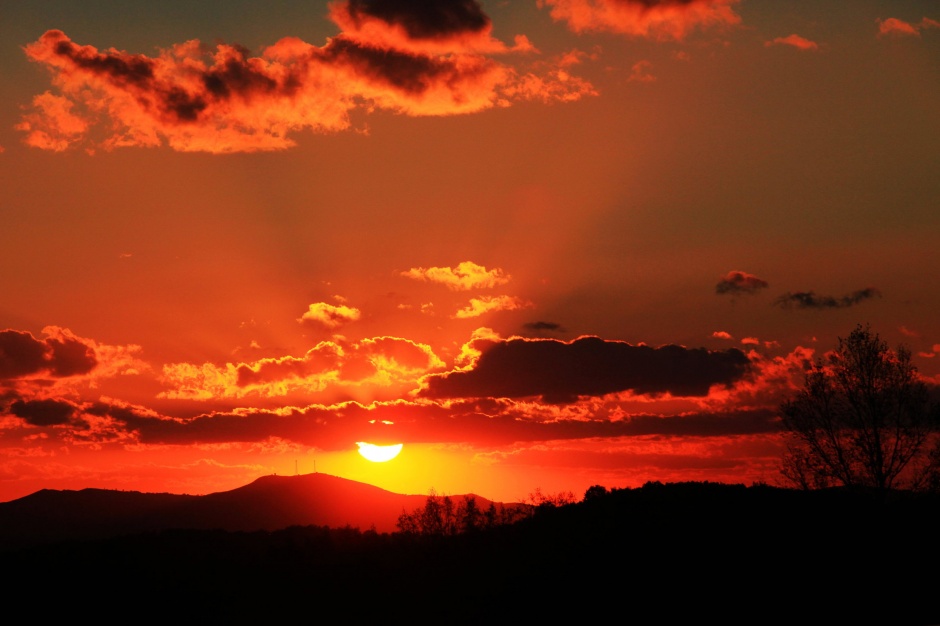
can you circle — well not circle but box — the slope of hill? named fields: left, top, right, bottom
left=0, top=472, right=513, bottom=550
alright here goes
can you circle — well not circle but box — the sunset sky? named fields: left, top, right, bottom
left=1, top=0, right=938, bottom=505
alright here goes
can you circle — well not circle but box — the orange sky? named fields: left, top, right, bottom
left=1, top=0, right=938, bottom=504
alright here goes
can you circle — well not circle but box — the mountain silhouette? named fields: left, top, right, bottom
left=0, top=472, right=515, bottom=550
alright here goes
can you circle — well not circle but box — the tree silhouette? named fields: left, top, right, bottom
left=396, top=491, right=532, bottom=535
left=780, top=324, right=939, bottom=491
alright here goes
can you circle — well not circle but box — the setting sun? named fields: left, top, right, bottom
left=356, top=442, right=404, bottom=463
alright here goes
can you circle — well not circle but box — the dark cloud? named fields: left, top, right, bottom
left=51, top=35, right=155, bottom=86
left=0, top=330, right=48, bottom=378
left=419, top=336, right=752, bottom=402
left=0, top=328, right=96, bottom=380
left=82, top=396, right=778, bottom=450
left=523, top=321, right=564, bottom=332
left=45, top=334, right=97, bottom=377
left=773, top=288, right=882, bottom=310
left=10, top=398, right=76, bottom=426
left=322, top=36, right=491, bottom=94
left=716, top=271, right=769, bottom=296
left=345, top=0, right=490, bottom=39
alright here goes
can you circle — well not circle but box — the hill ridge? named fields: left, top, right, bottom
left=0, top=472, right=514, bottom=550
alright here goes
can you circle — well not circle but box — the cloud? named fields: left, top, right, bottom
left=628, top=60, right=656, bottom=82
left=453, top=295, right=531, bottom=319
left=9, top=398, right=77, bottom=426
left=715, top=271, right=769, bottom=296
left=160, top=336, right=444, bottom=401
left=297, top=302, right=362, bottom=329
left=712, top=331, right=733, bottom=340
left=60, top=395, right=782, bottom=451
left=764, top=34, right=819, bottom=50
left=401, top=261, right=510, bottom=290
left=537, top=0, right=742, bottom=41
left=418, top=335, right=752, bottom=402
left=772, top=287, right=882, bottom=310
left=328, top=0, right=532, bottom=55
left=18, top=2, right=595, bottom=153
left=524, top=321, right=564, bottom=333
left=877, top=17, right=920, bottom=37
left=0, top=327, right=97, bottom=380
left=15, top=93, right=90, bottom=151
left=875, top=16, right=938, bottom=37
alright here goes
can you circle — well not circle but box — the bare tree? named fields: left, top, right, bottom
left=780, top=324, right=939, bottom=491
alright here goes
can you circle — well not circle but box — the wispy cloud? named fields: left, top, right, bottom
left=764, top=34, right=819, bottom=50
left=772, top=287, right=881, bottom=310
left=453, top=296, right=531, bottom=319
left=628, top=59, right=657, bottom=82
left=876, top=16, right=939, bottom=37
left=538, top=0, right=742, bottom=41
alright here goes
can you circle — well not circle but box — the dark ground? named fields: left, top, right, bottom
left=7, top=481, right=939, bottom=624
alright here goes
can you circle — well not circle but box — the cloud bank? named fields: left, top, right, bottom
left=419, top=335, right=752, bottom=402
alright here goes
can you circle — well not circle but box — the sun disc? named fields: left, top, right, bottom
left=356, top=442, right=403, bottom=462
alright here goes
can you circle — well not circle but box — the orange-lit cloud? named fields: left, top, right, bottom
left=700, top=346, right=815, bottom=412
left=298, top=302, right=362, bottom=329
left=764, top=34, right=819, bottom=50
left=15, top=93, right=90, bottom=152
left=402, top=261, right=509, bottom=290
left=18, top=1, right=596, bottom=153
left=418, top=335, right=752, bottom=402
left=877, top=17, right=920, bottom=37
left=715, top=270, right=768, bottom=296
left=712, top=331, right=733, bottom=340
left=538, top=0, right=742, bottom=41
left=160, top=336, right=444, bottom=401
left=453, top=295, right=531, bottom=319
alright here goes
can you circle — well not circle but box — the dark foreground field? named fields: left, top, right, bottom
left=7, top=481, right=939, bottom=624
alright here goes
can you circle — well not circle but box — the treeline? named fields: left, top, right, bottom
left=395, top=490, right=531, bottom=535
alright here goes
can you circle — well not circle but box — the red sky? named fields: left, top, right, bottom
left=1, top=0, right=938, bottom=503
